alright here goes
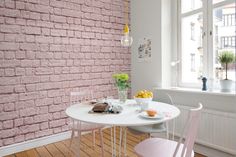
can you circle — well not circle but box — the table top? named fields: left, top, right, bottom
left=66, top=99, right=180, bottom=126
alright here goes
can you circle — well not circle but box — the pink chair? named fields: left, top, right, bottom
left=128, top=93, right=176, bottom=140
left=69, top=91, right=104, bottom=157
left=134, top=103, right=203, bottom=157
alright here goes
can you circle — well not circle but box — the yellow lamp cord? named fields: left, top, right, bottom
left=123, top=0, right=130, bottom=34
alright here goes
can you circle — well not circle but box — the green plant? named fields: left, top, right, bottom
left=218, top=51, right=235, bottom=80
left=112, top=73, right=130, bottom=90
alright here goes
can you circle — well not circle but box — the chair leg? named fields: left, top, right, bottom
left=110, top=127, right=113, bottom=157
left=75, top=120, right=81, bottom=157
left=119, top=127, right=123, bottom=157
left=70, top=119, right=76, bottom=147
left=166, top=122, right=169, bottom=139
left=69, top=129, right=75, bottom=147
left=76, top=131, right=81, bottom=157
left=92, top=130, right=96, bottom=148
left=123, top=127, right=127, bottom=157
left=99, top=129, right=104, bottom=157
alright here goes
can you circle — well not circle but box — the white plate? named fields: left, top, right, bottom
left=139, top=111, right=164, bottom=119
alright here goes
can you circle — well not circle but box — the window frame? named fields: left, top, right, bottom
left=176, top=0, right=235, bottom=88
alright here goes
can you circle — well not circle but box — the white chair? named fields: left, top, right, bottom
left=69, top=90, right=104, bottom=157
left=134, top=103, right=203, bottom=157
left=128, top=93, right=175, bottom=139
left=118, top=93, right=175, bottom=156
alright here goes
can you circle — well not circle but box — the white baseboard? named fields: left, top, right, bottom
left=194, top=143, right=236, bottom=157
left=0, top=126, right=111, bottom=157
left=0, top=131, right=71, bottom=157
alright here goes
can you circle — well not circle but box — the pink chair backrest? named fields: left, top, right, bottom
left=70, top=90, right=93, bottom=105
left=155, top=92, right=174, bottom=106
left=173, top=103, right=203, bottom=157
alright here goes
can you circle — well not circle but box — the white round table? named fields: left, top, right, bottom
left=66, top=99, right=180, bottom=126
left=66, top=99, right=180, bottom=157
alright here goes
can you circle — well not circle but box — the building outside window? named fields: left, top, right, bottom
left=199, top=27, right=203, bottom=47
left=191, top=23, right=196, bottom=40
left=221, top=36, right=236, bottom=48
left=178, top=0, right=235, bottom=88
left=223, top=13, right=235, bottom=26
left=191, top=0, right=195, bottom=10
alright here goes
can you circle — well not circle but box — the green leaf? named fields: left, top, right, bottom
left=218, top=51, right=235, bottom=65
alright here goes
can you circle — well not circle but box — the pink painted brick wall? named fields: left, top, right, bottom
left=0, top=0, right=131, bottom=147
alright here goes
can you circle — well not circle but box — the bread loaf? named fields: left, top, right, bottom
left=92, top=103, right=109, bottom=112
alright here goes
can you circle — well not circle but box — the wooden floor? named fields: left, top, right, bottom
left=5, top=128, right=205, bottom=157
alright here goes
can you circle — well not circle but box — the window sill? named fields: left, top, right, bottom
left=154, top=87, right=236, bottom=97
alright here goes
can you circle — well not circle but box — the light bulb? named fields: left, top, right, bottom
left=121, top=24, right=133, bottom=47
left=121, top=33, right=133, bottom=47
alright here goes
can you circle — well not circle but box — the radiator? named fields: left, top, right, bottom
left=174, top=105, right=236, bottom=155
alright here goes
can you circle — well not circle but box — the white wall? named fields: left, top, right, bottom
left=131, top=0, right=172, bottom=94
left=161, top=0, right=172, bottom=88
left=131, top=1, right=236, bottom=156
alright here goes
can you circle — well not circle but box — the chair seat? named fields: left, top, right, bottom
left=72, top=121, right=104, bottom=132
left=134, top=138, right=194, bottom=157
left=128, top=123, right=166, bottom=134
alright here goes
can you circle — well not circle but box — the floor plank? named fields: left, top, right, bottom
left=26, top=149, right=40, bottom=157
left=35, top=146, right=52, bottom=157
left=4, top=155, right=15, bottom=157
left=45, top=144, right=64, bottom=157
left=62, top=138, right=90, bottom=157
left=85, top=133, right=112, bottom=156
left=54, top=141, right=74, bottom=157
left=81, top=134, right=109, bottom=157
left=4, top=128, right=206, bottom=157
left=15, top=151, right=29, bottom=157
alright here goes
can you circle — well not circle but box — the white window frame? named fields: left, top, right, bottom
left=176, top=0, right=235, bottom=88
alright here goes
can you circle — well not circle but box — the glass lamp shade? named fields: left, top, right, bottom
left=121, top=33, right=133, bottom=47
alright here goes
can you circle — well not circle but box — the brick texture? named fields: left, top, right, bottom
left=0, top=0, right=131, bottom=146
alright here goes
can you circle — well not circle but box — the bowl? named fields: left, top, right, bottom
left=134, top=97, right=153, bottom=105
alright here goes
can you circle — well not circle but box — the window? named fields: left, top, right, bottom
left=191, top=0, right=195, bottom=10
left=221, top=36, right=236, bottom=48
left=190, top=53, right=196, bottom=72
left=213, top=2, right=236, bottom=82
left=191, top=23, right=196, bottom=40
left=223, top=14, right=235, bottom=26
left=178, top=0, right=236, bottom=87
left=199, top=27, right=203, bottom=47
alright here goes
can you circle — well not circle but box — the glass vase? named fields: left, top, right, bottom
left=118, top=89, right=128, bottom=103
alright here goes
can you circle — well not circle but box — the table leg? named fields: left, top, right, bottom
left=99, top=129, right=104, bottom=157
left=111, top=126, right=125, bottom=157
left=113, top=126, right=116, bottom=157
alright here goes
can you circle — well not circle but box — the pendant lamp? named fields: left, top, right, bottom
left=121, top=0, right=133, bottom=47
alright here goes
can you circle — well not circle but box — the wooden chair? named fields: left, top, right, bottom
left=134, top=103, right=203, bottom=157
left=69, top=90, right=104, bottom=157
